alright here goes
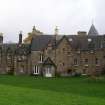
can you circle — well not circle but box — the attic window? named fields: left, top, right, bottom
left=69, top=38, right=73, bottom=42
left=88, top=38, right=92, bottom=42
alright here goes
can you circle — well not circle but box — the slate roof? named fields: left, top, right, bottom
left=1, top=34, right=105, bottom=54
left=88, top=24, right=99, bottom=36
left=31, top=35, right=62, bottom=51
left=31, top=34, right=105, bottom=51
left=67, top=35, right=105, bottom=51
left=0, top=43, right=30, bottom=55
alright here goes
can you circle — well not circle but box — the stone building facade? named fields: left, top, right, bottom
left=0, top=24, right=105, bottom=77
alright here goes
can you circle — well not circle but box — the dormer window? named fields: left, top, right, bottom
left=88, top=38, right=92, bottom=42
left=69, top=38, right=73, bottom=42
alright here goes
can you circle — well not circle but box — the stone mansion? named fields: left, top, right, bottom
left=0, top=24, right=105, bottom=77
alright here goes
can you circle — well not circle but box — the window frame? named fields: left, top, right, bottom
left=74, top=58, right=78, bottom=65
left=33, top=65, right=39, bottom=74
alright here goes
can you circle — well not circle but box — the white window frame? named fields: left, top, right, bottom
left=88, top=38, right=92, bottom=42
left=33, top=65, right=39, bottom=74
left=40, top=54, right=43, bottom=63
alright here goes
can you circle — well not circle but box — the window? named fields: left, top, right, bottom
left=6, top=49, right=12, bottom=65
left=46, top=67, right=51, bottom=74
left=83, top=69, right=87, bottom=74
left=85, top=59, right=88, bottom=64
left=69, top=38, right=73, bottom=42
left=18, top=56, right=22, bottom=61
left=7, top=56, right=11, bottom=60
left=6, top=55, right=12, bottom=65
left=88, top=38, right=92, bottom=42
left=67, top=69, right=72, bottom=74
left=95, top=58, right=99, bottom=64
left=20, top=65, right=24, bottom=73
left=74, top=59, right=78, bottom=65
left=63, top=63, right=65, bottom=66
left=33, top=66, right=39, bottom=74
left=40, top=53, right=43, bottom=63
left=22, top=56, right=26, bottom=60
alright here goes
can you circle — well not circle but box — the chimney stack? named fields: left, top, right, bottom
left=0, top=33, right=3, bottom=44
left=77, top=31, right=87, bottom=36
left=19, top=31, right=22, bottom=44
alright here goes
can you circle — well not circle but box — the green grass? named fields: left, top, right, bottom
left=0, top=75, right=105, bottom=105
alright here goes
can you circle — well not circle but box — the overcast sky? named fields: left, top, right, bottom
left=0, top=0, right=105, bottom=42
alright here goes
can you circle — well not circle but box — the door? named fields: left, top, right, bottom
left=45, top=67, right=52, bottom=77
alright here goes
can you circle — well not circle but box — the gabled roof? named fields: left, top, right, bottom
left=55, top=35, right=72, bottom=49
left=88, top=24, right=99, bottom=36
left=31, top=35, right=62, bottom=51
left=31, top=35, right=53, bottom=51
left=43, top=57, right=56, bottom=67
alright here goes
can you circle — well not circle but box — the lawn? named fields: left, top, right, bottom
left=0, top=75, right=105, bottom=105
